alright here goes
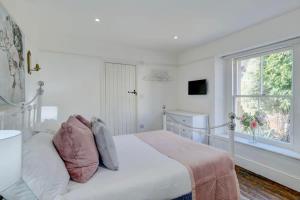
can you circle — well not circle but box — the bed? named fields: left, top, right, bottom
left=61, top=133, right=192, bottom=200
left=60, top=130, right=239, bottom=200
left=0, top=82, right=240, bottom=200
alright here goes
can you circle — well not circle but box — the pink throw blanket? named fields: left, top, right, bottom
left=136, top=130, right=240, bottom=200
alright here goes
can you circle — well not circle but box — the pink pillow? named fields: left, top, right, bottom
left=53, top=116, right=99, bottom=183
left=75, top=115, right=91, bottom=129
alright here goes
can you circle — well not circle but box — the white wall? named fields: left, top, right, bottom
left=177, top=58, right=215, bottom=117
left=215, top=137, right=300, bottom=192
left=177, top=8, right=300, bottom=191
left=137, top=64, right=177, bottom=131
left=28, top=51, right=177, bottom=133
left=176, top=57, right=226, bottom=133
left=29, top=52, right=104, bottom=122
left=178, top=8, right=300, bottom=65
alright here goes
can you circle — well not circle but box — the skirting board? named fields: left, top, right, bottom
left=235, top=155, right=300, bottom=192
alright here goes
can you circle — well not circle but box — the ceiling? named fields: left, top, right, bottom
left=31, top=0, right=300, bottom=54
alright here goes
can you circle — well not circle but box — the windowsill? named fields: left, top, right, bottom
left=214, top=133, right=300, bottom=161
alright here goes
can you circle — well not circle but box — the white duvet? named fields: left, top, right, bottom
left=59, top=134, right=191, bottom=200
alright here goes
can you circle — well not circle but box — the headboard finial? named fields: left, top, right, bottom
left=38, top=81, right=44, bottom=87
left=37, top=81, right=45, bottom=95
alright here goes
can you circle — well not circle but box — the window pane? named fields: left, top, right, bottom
left=237, top=57, right=260, bottom=95
left=262, top=50, right=292, bottom=96
left=235, top=97, right=259, bottom=135
left=259, top=97, right=291, bottom=143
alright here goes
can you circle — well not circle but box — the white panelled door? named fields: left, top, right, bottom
left=105, top=63, right=137, bottom=135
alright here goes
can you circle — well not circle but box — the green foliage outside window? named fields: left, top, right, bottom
left=262, top=51, right=292, bottom=114
left=236, top=50, right=292, bottom=142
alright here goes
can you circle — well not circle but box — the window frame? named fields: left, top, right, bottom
left=232, top=47, right=294, bottom=149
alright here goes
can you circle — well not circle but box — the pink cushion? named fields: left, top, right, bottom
left=75, top=115, right=91, bottom=129
left=53, top=116, right=99, bottom=183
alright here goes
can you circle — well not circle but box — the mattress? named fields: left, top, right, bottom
left=60, top=134, right=191, bottom=200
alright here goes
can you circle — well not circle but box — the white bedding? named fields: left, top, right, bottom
left=60, top=134, right=191, bottom=200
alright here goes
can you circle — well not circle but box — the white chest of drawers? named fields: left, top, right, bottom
left=165, top=110, right=209, bottom=144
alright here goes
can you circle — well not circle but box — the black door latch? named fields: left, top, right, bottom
left=128, top=90, right=137, bottom=95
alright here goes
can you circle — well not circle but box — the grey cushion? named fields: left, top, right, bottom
left=0, top=179, right=38, bottom=200
left=91, top=118, right=119, bottom=170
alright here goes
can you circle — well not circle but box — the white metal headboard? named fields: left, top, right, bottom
left=0, top=81, right=44, bottom=131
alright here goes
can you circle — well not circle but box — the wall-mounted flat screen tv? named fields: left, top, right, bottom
left=188, top=79, right=207, bottom=95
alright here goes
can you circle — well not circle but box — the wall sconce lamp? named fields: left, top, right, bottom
left=27, top=50, right=41, bottom=74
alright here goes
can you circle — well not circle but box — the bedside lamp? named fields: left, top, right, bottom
left=0, top=130, right=22, bottom=192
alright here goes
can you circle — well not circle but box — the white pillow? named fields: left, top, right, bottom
left=1, top=179, right=38, bottom=200
left=91, top=118, right=119, bottom=170
left=21, top=119, right=60, bottom=143
left=22, top=133, right=70, bottom=200
left=35, top=119, right=61, bottom=134
left=22, top=128, right=34, bottom=142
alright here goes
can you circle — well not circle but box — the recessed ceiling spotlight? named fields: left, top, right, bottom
left=95, top=18, right=100, bottom=22
left=173, top=35, right=179, bottom=40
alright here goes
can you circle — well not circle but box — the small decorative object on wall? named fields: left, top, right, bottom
left=27, top=50, right=41, bottom=74
left=143, top=69, right=172, bottom=82
left=239, top=111, right=266, bottom=143
left=0, top=3, right=25, bottom=105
